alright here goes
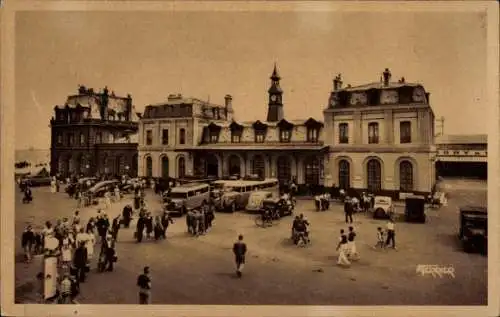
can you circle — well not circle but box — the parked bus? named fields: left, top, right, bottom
left=164, top=182, right=211, bottom=216
left=218, top=178, right=279, bottom=212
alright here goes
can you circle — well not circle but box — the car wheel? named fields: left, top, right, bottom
left=374, top=208, right=384, bottom=219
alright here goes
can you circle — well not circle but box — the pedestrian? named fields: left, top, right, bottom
left=114, top=186, right=121, bottom=202
left=197, top=209, right=206, bottom=235
left=60, top=233, right=74, bottom=269
left=347, top=226, right=359, bottom=260
left=206, top=202, right=215, bottom=230
left=72, top=211, right=80, bottom=225
left=84, top=228, right=95, bottom=260
left=136, top=215, right=145, bottom=243
left=72, top=242, right=88, bottom=283
left=69, top=267, right=80, bottom=303
left=232, top=234, right=247, bottom=278
left=154, top=217, right=164, bottom=241
left=122, top=205, right=132, bottom=228
left=336, top=229, right=350, bottom=266
left=21, top=225, right=35, bottom=263
left=186, top=209, right=194, bottom=235
left=50, top=177, right=57, bottom=194
left=374, top=227, right=385, bottom=249
left=344, top=198, right=353, bottom=224
left=385, top=218, right=396, bottom=249
left=58, top=273, right=72, bottom=304
left=104, top=242, right=117, bottom=272
left=160, top=211, right=174, bottom=238
left=145, top=212, right=153, bottom=240
left=111, top=215, right=121, bottom=242
left=97, top=214, right=110, bottom=244
left=137, top=266, right=151, bottom=304
left=104, top=191, right=112, bottom=209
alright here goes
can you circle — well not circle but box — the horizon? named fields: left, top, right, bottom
left=15, top=10, right=489, bottom=150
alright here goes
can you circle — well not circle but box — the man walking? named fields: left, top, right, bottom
left=232, top=235, right=247, bottom=278
left=344, top=198, right=353, bottom=224
left=73, top=242, right=88, bottom=283
left=137, top=266, right=151, bottom=304
left=385, top=218, right=396, bottom=249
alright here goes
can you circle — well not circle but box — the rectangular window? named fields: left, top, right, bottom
left=179, top=128, right=186, bottom=145
left=255, top=132, right=265, bottom=143
left=68, top=133, right=74, bottom=146
left=368, top=122, right=379, bottom=144
left=56, top=133, right=63, bottom=145
left=280, top=129, right=291, bottom=142
left=400, top=121, right=411, bottom=143
left=80, top=133, right=85, bottom=145
left=339, top=123, right=349, bottom=144
left=96, top=132, right=102, bottom=144
left=307, top=128, right=318, bottom=142
left=210, top=133, right=219, bottom=143
left=231, top=134, right=241, bottom=143
left=162, top=129, right=169, bottom=145
left=146, top=130, right=153, bottom=145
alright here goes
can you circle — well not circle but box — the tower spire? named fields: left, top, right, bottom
left=267, top=63, right=284, bottom=122
left=271, top=62, right=280, bottom=81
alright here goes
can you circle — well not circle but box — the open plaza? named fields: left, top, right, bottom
left=14, top=178, right=487, bottom=305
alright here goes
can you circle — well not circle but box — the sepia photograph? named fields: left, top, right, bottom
left=2, top=1, right=499, bottom=316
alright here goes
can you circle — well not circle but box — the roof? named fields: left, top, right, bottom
left=339, top=81, right=421, bottom=92
left=436, top=134, right=487, bottom=145
left=171, top=182, right=209, bottom=191
left=187, top=143, right=328, bottom=151
left=205, top=118, right=324, bottom=128
left=148, top=97, right=225, bottom=108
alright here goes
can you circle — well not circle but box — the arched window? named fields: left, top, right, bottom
left=338, top=160, right=350, bottom=190
left=179, top=128, right=186, bottom=145
left=161, top=156, right=169, bottom=178
left=399, top=161, right=414, bottom=191
left=251, top=155, right=265, bottom=178
left=366, top=159, right=381, bottom=192
left=304, top=156, right=320, bottom=185
left=145, top=156, right=153, bottom=177
left=178, top=156, right=186, bottom=178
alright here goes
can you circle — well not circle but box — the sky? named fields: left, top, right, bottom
left=14, top=9, right=488, bottom=150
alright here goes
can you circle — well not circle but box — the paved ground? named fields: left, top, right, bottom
left=14, top=179, right=487, bottom=305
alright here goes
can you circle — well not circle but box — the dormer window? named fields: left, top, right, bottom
left=280, top=129, right=291, bottom=142
left=252, top=121, right=268, bottom=143
left=307, top=128, right=319, bottom=142
left=210, top=133, right=219, bottom=143
left=231, top=134, right=241, bottom=143
left=230, top=121, right=243, bottom=143
left=255, top=132, right=265, bottom=143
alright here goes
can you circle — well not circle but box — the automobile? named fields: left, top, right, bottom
left=65, top=177, right=98, bottom=193
left=372, top=196, right=394, bottom=219
left=261, top=197, right=294, bottom=218
left=459, top=206, right=487, bottom=254
left=404, top=195, right=427, bottom=223
left=245, top=191, right=274, bottom=213
left=88, top=180, right=120, bottom=198
left=21, top=175, right=52, bottom=187
left=164, top=183, right=211, bottom=216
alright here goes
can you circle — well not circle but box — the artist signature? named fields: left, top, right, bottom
left=416, top=264, right=455, bottom=278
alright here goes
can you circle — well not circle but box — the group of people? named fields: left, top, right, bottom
left=336, top=226, right=359, bottom=266
left=134, top=208, right=174, bottom=242
left=314, top=192, right=331, bottom=211
left=185, top=204, right=216, bottom=236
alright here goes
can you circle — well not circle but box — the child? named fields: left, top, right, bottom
left=374, top=227, right=385, bottom=249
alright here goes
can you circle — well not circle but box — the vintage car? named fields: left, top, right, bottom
left=245, top=191, right=274, bottom=213
left=459, top=206, right=487, bottom=254
left=261, top=197, right=294, bottom=218
left=21, top=175, right=52, bottom=187
left=372, top=196, right=394, bottom=219
left=88, top=180, right=121, bottom=198
left=404, top=195, right=427, bottom=223
left=65, top=177, right=97, bottom=194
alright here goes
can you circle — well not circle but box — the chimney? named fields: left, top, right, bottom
left=383, top=68, right=391, bottom=86
left=400, top=77, right=405, bottom=83
left=224, top=94, right=233, bottom=109
left=333, top=74, right=343, bottom=91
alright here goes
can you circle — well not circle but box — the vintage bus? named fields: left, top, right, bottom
left=165, top=182, right=211, bottom=216
left=219, top=178, right=279, bottom=212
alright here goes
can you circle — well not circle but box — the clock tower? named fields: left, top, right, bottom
left=266, top=63, right=284, bottom=122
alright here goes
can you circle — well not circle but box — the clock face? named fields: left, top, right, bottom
left=349, top=92, right=368, bottom=106
left=380, top=90, right=399, bottom=104
left=412, top=87, right=425, bottom=103
left=270, top=95, right=277, bottom=102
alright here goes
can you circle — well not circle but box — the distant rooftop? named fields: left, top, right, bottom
left=436, top=134, right=487, bottom=145
left=340, top=81, right=421, bottom=92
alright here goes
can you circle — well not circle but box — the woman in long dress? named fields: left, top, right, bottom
left=50, top=177, right=57, bottom=194
left=86, top=230, right=95, bottom=260
left=336, top=229, right=350, bottom=266
left=60, top=234, right=73, bottom=269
